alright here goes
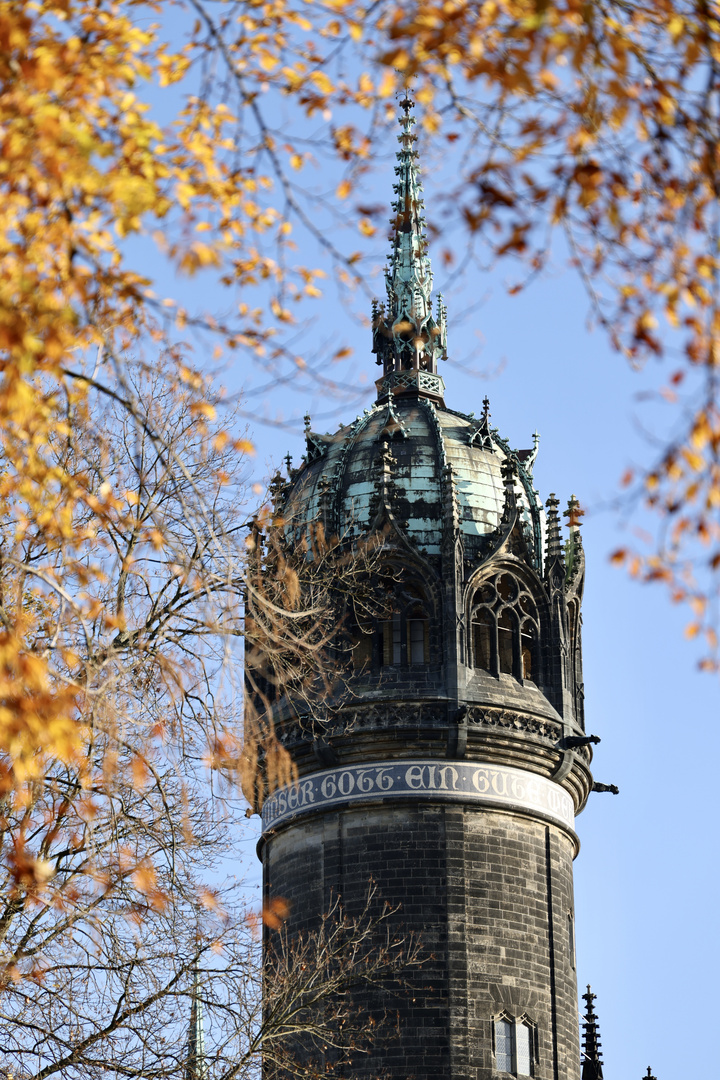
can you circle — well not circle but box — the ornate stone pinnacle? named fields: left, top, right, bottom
left=581, top=985, right=604, bottom=1080
left=500, top=455, right=517, bottom=485
left=371, top=90, right=447, bottom=380
left=545, top=494, right=565, bottom=562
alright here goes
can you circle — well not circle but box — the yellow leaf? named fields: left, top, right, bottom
left=682, top=448, right=704, bottom=472
left=310, top=71, right=334, bottom=95
left=337, top=179, right=352, bottom=200
left=378, top=70, right=397, bottom=97
left=668, top=14, right=684, bottom=41
left=190, top=401, right=217, bottom=419
left=538, top=69, right=559, bottom=91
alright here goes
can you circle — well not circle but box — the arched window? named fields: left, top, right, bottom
left=470, top=571, right=541, bottom=684
left=378, top=582, right=431, bottom=669
left=494, top=1014, right=536, bottom=1076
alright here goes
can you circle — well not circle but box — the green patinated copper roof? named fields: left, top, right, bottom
left=285, top=396, right=544, bottom=570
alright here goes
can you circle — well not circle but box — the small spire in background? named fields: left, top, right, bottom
left=644, top=1070, right=657, bottom=1080
left=581, top=985, right=604, bottom=1080
left=186, top=964, right=208, bottom=1080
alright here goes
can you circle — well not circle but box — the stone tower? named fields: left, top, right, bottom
left=257, top=97, right=602, bottom=1080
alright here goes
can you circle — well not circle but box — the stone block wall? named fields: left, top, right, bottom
left=263, top=802, right=579, bottom=1080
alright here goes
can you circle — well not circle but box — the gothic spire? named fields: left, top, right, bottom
left=581, top=985, right=604, bottom=1080
left=186, top=965, right=208, bottom=1080
left=372, top=93, right=447, bottom=380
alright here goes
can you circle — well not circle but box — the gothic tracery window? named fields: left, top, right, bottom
left=470, top=571, right=540, bottom=683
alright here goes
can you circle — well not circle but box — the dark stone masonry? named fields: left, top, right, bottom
left=253, top=95, right=607, bottom=1080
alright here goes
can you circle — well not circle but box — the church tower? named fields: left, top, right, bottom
left=256, top=96, right=603, bottom=1080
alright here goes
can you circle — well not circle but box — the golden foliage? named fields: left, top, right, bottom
left=5, top=0, right=720, bottom=803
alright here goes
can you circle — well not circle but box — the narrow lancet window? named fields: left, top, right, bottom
left=498, top=608, right=515, bottom=675
left=473, top=609, right=494, bottom=671
left=495, top=1017, right=513, bottom=1072
left=516, top=1022, right=532, bottom=1075
left=408, top=617, right=427, bottom=664
left=521, top=621, right=538, bottom=680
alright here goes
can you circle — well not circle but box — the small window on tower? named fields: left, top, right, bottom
left=498, top=608, right=515, bottom=675
left=568, top=913, right=576, bottom=969
left=495, top=1017, right=513, bottom=1072
left=352, top=632, right=373, bottom=672
left=473, top=610, right=494, bottom=671
left=493, top=1015, right=536, bottom=1076
left=516, top=1022, right=532, bottom=1076
left=521, top=621, right=538, bottom=680
left=381, top=614, right=403, bottom=667
left=408, top=618, right=427, bottom=665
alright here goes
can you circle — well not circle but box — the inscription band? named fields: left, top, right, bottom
left=261, top=759, right=575, bottom=834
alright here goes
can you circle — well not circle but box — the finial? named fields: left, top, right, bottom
left=371, top=91, right=447, bottom=385
left=581, top=985, right=604, bottom=1080
left=644, top=1070, right=657, bottom=1079
left=481, top=396, right=491, bottom=427
left=303, top=413, right=311, bottom=433
left=186, top=964, right=208, bottom=1080
left=284, top=452, right=293, bottom=476
left=565, top=494, right=584, bottom=530
left=545, top=494, right=565, bottom=562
